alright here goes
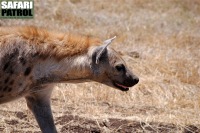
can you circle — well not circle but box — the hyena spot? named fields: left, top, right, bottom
left=4, top=77, right=10, bottom=84
left=9, top=80, right=14, bottom=85
left=3, top=62, right=10, bottom=71
left=18, top=83, right=22, bottom=86
left=19, top=57, right=26, bottom=65
left=8, top=87, right=12, bottom=92
left=3, top=86, right=8, bottom=91
left=9, top=69, right=14, bottom=75
left=24, top=67, right=32, bottom=76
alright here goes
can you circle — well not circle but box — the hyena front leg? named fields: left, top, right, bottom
left=25, top=85, right=57, bottom=133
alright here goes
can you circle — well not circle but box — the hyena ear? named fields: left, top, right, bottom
left=95, top=36, right=116, bottom=64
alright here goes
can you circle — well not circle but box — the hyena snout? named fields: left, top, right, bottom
left=124, top=73, right=139, bottom=87
left=113, top=71, right=139, bottom=92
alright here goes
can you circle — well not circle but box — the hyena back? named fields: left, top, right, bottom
left=0, top=26, right=139, bottom=133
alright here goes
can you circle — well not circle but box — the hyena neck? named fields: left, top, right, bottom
left=32, top=54, right=92, bottom=85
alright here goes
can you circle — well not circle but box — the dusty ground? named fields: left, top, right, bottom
left=0, top=0, right=200, bottom=132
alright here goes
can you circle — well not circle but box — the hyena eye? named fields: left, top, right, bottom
left=115, top=64, right=125, bottom=72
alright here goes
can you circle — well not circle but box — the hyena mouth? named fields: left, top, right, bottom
left=113, top=82, right=129, bottom=91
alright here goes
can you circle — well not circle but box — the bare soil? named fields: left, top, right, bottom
left=0, top=107, right=199, bottom=133
left=1, top=111, right=200, bottom=133
left=57, top=115, right=200, bottom=133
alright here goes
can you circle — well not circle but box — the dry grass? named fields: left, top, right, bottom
left=0, top=0, right=200, bottom=132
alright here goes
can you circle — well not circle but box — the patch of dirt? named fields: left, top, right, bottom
left=0, top=110, right=200, bottom=132
left=5, top=119, right=19, bottom=125
left=55, top=114, right=200, bottom=133
left=15, top=111, right=28, bottom=119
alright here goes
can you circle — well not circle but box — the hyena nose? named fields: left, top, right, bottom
left=133, top=77, right=139, bottom=85
left=124, top=75, right=139, bottom=87
left=125, top=70, right=139, bottom=86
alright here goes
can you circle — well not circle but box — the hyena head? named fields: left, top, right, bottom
left=89, top=37, right=139, bottom=91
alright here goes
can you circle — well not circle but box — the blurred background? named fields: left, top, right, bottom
left=0, top=0, right=200, bottom=132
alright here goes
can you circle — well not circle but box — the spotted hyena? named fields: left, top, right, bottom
left=0, top=26, right=139, bottom=133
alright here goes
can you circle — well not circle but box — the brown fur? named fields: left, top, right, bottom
left=0, top=26, right=102, bottom=60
